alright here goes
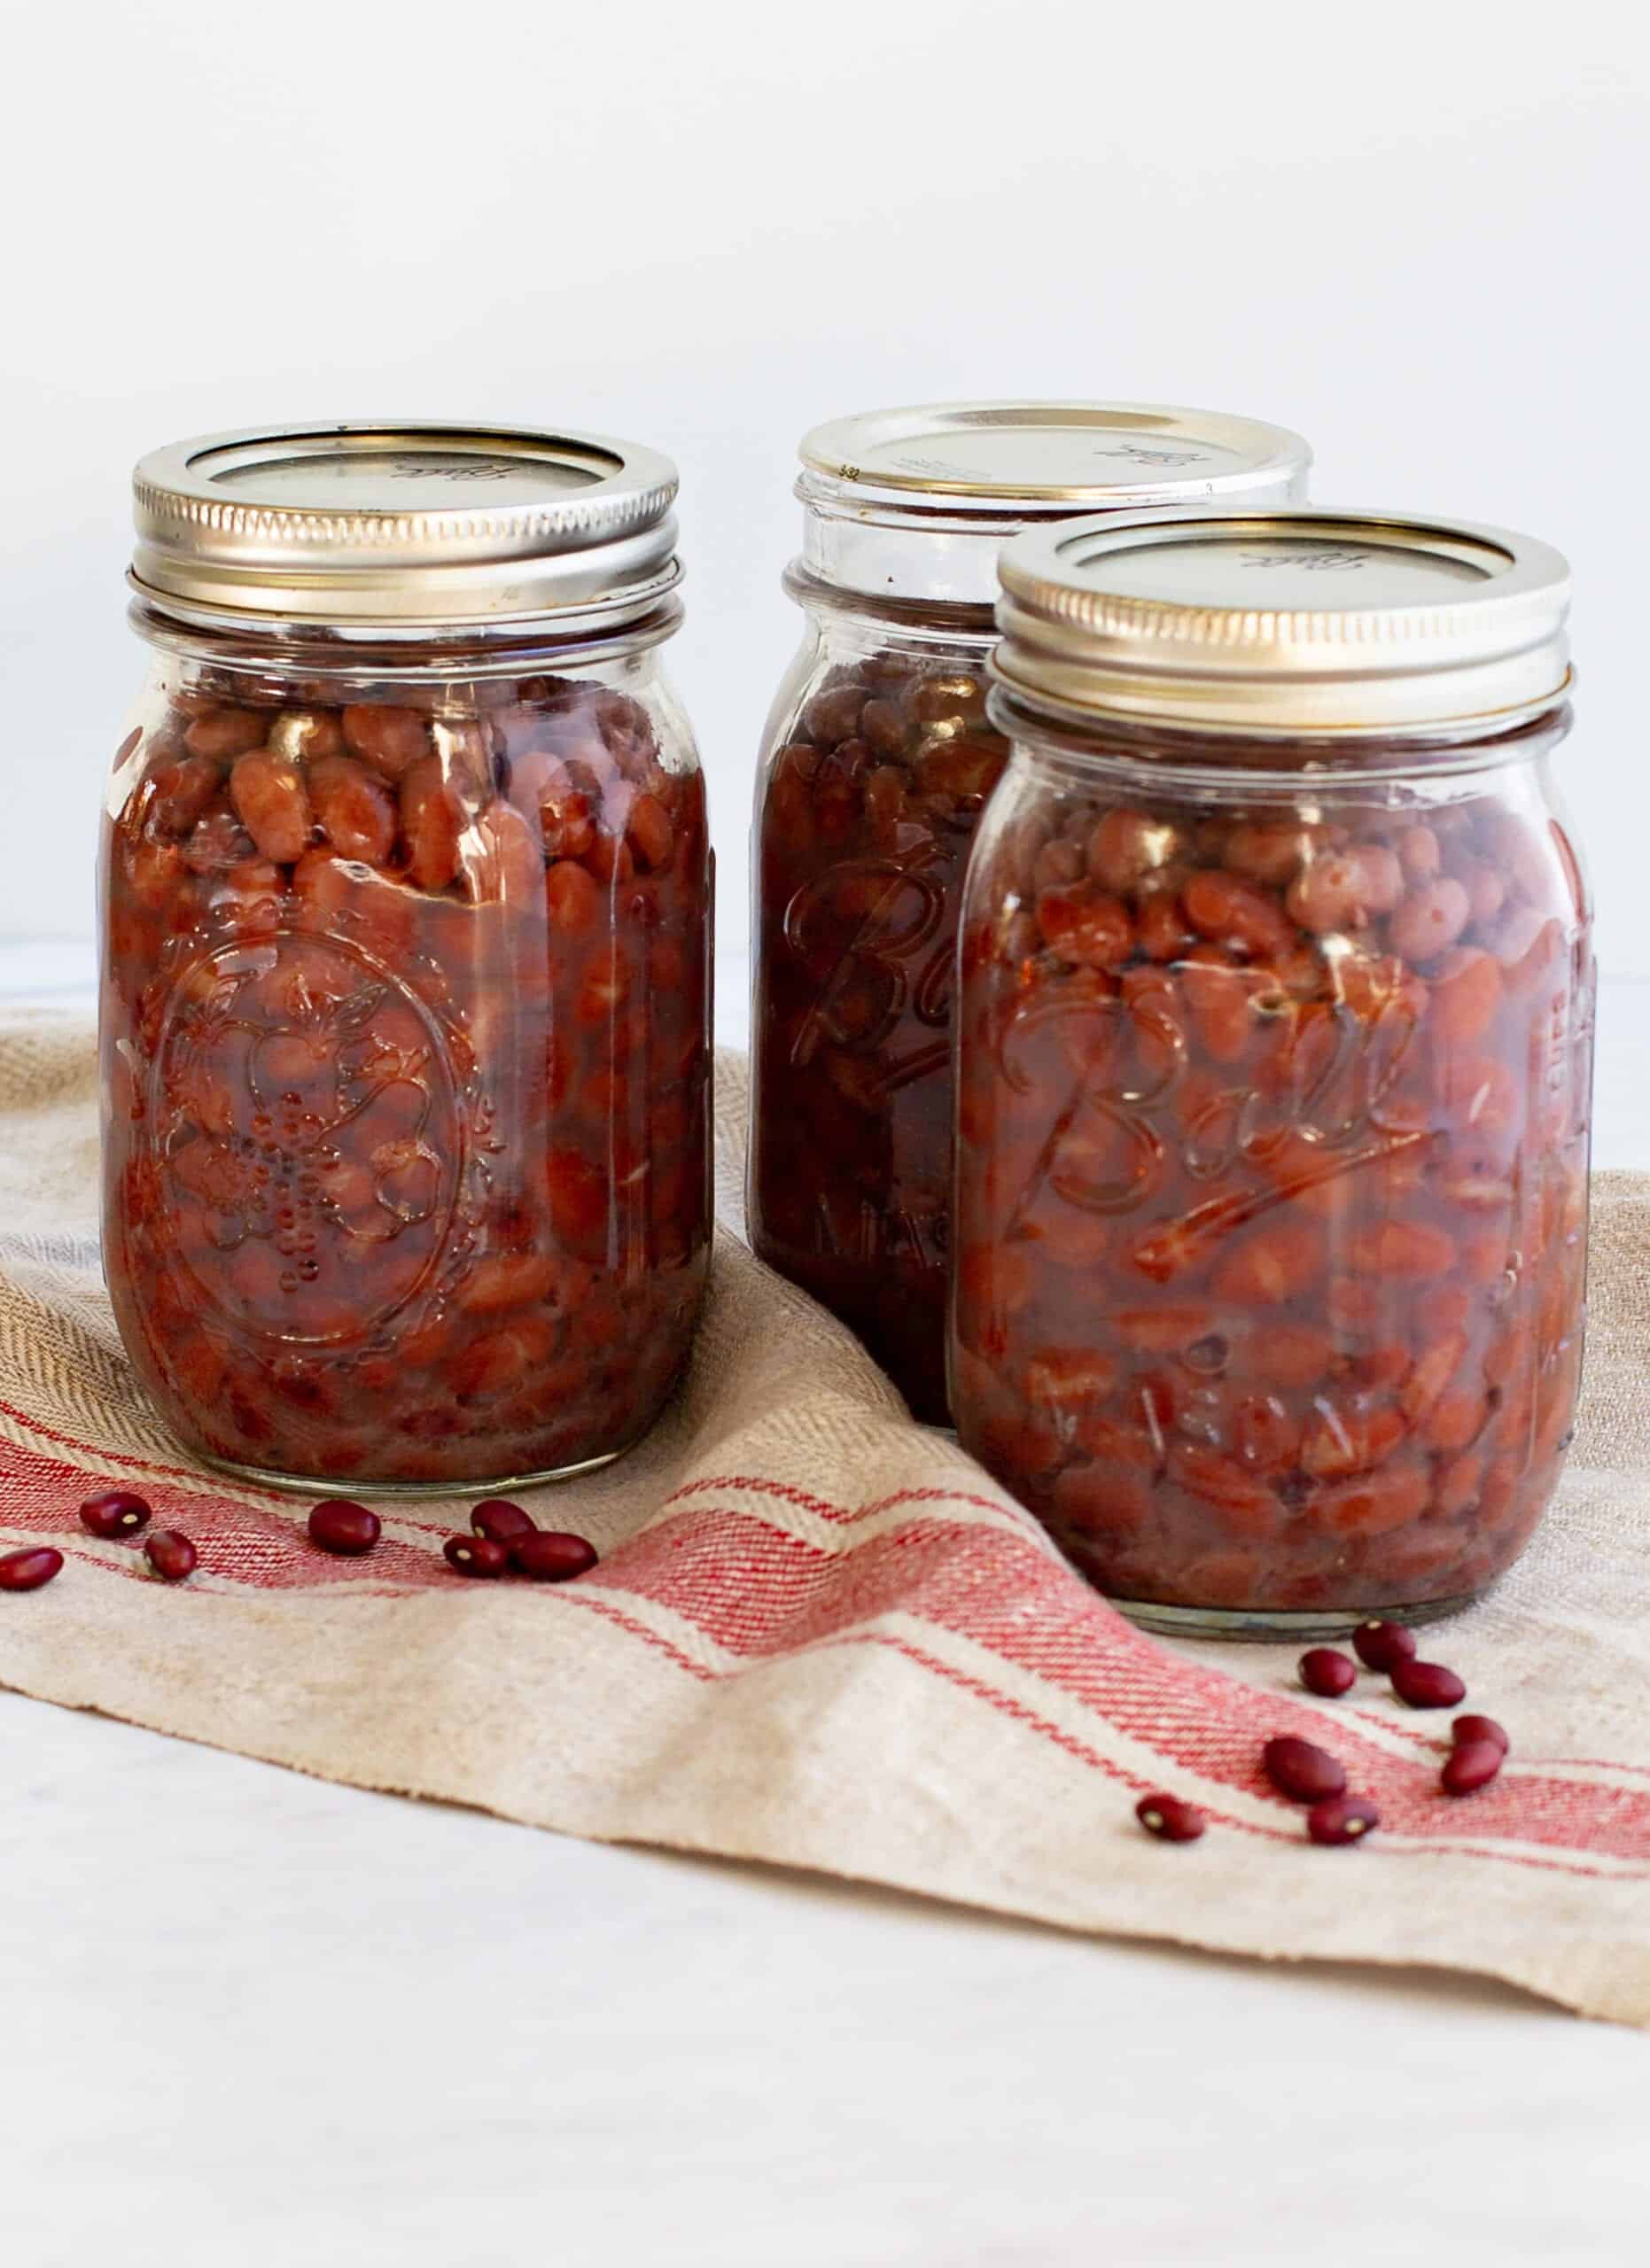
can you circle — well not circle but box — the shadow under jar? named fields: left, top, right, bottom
left=953, top=507, right=1592, bottom=1637
left=749, top=402, right=1311, bottom=1422
left=102, top=422, right=712, bottom=1494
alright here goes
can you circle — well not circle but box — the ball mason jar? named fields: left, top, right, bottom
left=102, top=422, right=712, bottom=1494
left=953, top=508, right=1592, bottom=1636
left=749, top=402, right=1311, bottom=1422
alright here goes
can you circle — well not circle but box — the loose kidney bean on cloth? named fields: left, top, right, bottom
left=0, top=1009, right=1647, bottom=2026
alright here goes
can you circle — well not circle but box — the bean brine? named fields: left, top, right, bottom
left=953, top=509, right=1592, bottom=1635
left=749, top=403, right=1311, bottom=1419
left=103, top=423, right=712, bottom=1492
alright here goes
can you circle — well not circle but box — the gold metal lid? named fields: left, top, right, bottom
left=992, top=508, right=1572, bottom=737
left=793, top=401, right=1311, bottom=606
left=130, top=421, right=681, bottom=631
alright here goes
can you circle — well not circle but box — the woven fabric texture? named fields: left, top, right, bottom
left=0, top=1011, right=1646, bottom=2025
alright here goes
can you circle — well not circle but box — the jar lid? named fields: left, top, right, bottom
left=793, top=401, right=1311, bottom=608
left=992, top=507, right=1572, bottom=737
left=130, top=421, right=681, bottom=631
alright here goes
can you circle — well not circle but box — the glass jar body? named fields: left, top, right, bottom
left=100, top=623, right=712, bottom=1493
left=950, top=710, right=1593, bottom=1635
left=749, top=593, right=1008, bottom=1421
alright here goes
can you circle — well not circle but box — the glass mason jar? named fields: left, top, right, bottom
left=750, top=403, right=1311, bottom=1422
left=101, top=423, right=712, bottom=1494
left=953, top=508, right=1592, bottom=1636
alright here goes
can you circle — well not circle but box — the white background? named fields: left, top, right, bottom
left=1, top=0, right=1646, bottom=971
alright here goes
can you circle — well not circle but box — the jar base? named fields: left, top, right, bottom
left=1110, top=1589, right=1488, bottom=1644
left=191, top=1445, right=629, bottom=1503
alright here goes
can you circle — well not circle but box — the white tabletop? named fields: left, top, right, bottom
left=3, top=944, right=1646, bottom=2266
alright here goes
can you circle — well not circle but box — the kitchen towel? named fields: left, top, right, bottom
left=0, top=1009, right=1646, bottom=2025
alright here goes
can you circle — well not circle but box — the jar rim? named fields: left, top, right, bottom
left=128, top=586, right=685, bottom=682
left=987, top=677, right=1574, bottom=784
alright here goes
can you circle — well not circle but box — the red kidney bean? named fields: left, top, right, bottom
left=1390, top=1658, right=1467, bottom=1709
left=1352, top=1619, right=1419, bottom=1672
left=230, top=750, right=314, bottom=865
left=546, top=858, right=601, bottom=934
left=471, top=1498, right=536, bottom=1544
left=80, top=1487, right=152, bottom=1539
left=444, top=1534, right=510, bottom=1577
left=0, top=1546, right=64, bottom=1590
left=540, top=784, right=598, bottom=862
left=1397, top=825, right=1442, bottom=884
left=147, top=755, right=224, bottom=837
left=585, top=827, right=635, bottom=885
left=1224, top=819, right=1318, bottom=887
left=1298, top=1647, right=1358, bottom=1698
left=1211, top=1223, right=1325, bottom=1305
left=1429, top=948, right=1503, bottom=1043
left=341, top=703, right=428, bottom=781
left=1389, top=876, right=1470, bottom=963
left=184, top=707, right=266, bottom=760
left=183, top=804, right=256, bottom=874
left=1441, top=1738, right=1505, bottom=1795
left=627, top=792, right=674, bottom=872
left=467, top=802, right=545, bottom=905
left=1135, top=1793, right=1206, bottom=1842
left=399, top=757, right=463, bottom=891
left=1039, top=886, right=1134, bottom=968
left=1091, top=809, right=1182, bottom=892
left=510, top=1530, right=598, bottom=1581
left=1307, top=1794, right=1380, bottom=1845
left=308, top=754, right=397, bottom=865
left=1287, top=846, right=1398, bottom=931
left=144, top=1530, right=198, bottom=1582
left=1263, top=1736, right=1348, bottom=1804
left=1452, top=1713, right=1509, bottom=1754
left=803, top=685, right=867, bottom=742
left=307, top=1499, right=382, bottom=1557
left=1183, top=871, right=1293, bottom=958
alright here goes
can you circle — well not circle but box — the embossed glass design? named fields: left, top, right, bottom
left=750, top=618, right=1004, bottom=1420
left=951, top=718, right=1593, bottom=1634
left=101, top=645, right=711, bottom=1491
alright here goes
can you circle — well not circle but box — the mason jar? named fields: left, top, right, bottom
left=749, top=402, right=1311, bottom=1422
left=101, top=423, right=712, bottom=1493
left=953, top=508, right=1592, bottom=1636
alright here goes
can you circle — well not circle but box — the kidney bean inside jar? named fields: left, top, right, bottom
left=751, top=649, right=1007, bottom=1421
left=100, top=672, right=712, bottom=1489
left=952, top=753, right=1593, bottom=1628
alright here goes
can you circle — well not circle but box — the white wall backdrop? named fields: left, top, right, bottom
left=2, top=0, right=1645, bottom=969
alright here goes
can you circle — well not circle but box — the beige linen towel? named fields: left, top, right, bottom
left=1, top=1011, right=1646, bottom=2025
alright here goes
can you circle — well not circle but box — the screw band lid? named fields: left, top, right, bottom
left=993, top=507, right=1572, bottom=736
left=131, top=421, right=681, bottom=630
left=793, top=401, right=1311, bottom=606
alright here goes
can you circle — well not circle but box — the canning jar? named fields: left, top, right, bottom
left=750, top=402, right=1311, bottom=1421
left=953, top=508, right=1591, bottom=1635
left=102, top=423, right=712, bottom=1493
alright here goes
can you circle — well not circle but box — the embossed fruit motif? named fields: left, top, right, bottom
left=102, top=671, right=711, bottom=1487
left=751, top=646, right=1007, bottom=1420
left=952, top=744, right=1593, bottom=1619
left=152, top=934, right=462, bottom=1344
